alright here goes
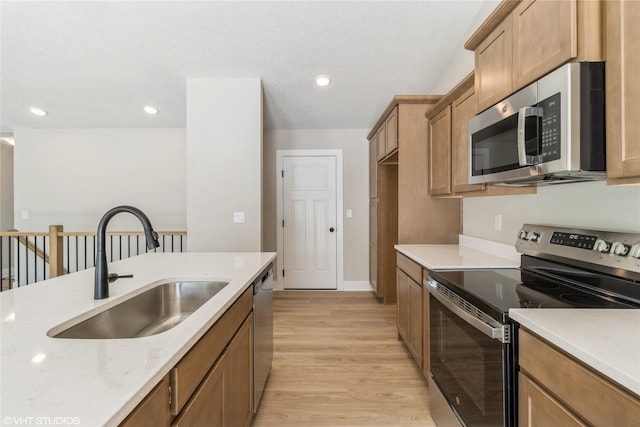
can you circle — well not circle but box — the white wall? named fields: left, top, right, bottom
left=12, top=129, right=186, bottom=231
left=0, top=141, right=14, bottom=232
left=263, top=129, right=369, bottom=281
left=429, top=0, right=640, bottom=245
left=464, top=182, right=640, bottom=244
left=186, top=78, right=263, bottom=252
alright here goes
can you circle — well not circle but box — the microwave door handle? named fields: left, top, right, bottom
left=426, top=279, right=510, bottom=343
left=517, top=106, right=544, bottom=166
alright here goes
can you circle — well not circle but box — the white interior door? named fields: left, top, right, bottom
left=282, top=155, right=337, bottom=289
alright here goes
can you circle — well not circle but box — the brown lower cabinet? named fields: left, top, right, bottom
left=518, top=328, right=640, bottom=426
left=396, top=253, right=423, bottom=367
left=120, top=287, right=254, bottom=427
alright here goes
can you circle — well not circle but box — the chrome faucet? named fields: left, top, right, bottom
left=95, top=206, right=160, bottom=299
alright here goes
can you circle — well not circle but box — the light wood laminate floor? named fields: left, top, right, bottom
left=252, top=291, right=435, bottom=427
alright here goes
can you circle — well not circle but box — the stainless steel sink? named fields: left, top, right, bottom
left=49, top=280, right=229, bottom=339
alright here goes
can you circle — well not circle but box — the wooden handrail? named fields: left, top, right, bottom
left=1, top=227, right=187, bottom=285
left=57, top=231, right=187, bottom=237
left=5, top=228, right=59, bottom=274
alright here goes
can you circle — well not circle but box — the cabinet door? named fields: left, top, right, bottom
left=606, top=0, right=640, bottom=182
left=120, top=376, right=171, bottom=427
left=428, top=105, right=452, bottom=196
left=475, top=15, right=513, bottom=112
left=369, top=243, right=378, bottom=296
left=369, top=139, right=378, bottom=198
left=518, top=373, right=586, bottom=427
left=172, top=359, right=224, bottom=427
left=385, top=107, right=399, bottom=154
left=451, top=87, right=485, bottom=194
left=224, top=314, right=254, bottom=427
left=512, top=0, right=577, bottom=89
left=396, top=268, right=410, bottom=342
left=376, top=125, right=386, bottom=161
left=408, top=277, right=423, bottom=366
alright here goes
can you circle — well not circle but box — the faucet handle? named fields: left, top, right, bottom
left=108, top=273, right=134, bottom=283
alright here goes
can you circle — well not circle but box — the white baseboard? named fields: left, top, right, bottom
left=342, top=281, right=373, bottom=291
left=272, top=280, right=373, bottom=292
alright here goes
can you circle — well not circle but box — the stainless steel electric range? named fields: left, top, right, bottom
left=426, top=224, right=640, bottom=427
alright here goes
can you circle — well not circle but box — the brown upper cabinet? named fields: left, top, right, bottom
left=466, top=0, right=603, bottom=113
left=605, top=0, right=640, bottom=185
left=426, top=73, right=535, bottom=198
left=375, top=106, right=399, bottom=162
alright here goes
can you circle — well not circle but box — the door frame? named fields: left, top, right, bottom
left=276, top=149, right=344, bottom=291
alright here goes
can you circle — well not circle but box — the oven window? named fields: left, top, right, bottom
left=430, top=294, right=504, bottom=426
left=471, top=114, right=520, bottom=176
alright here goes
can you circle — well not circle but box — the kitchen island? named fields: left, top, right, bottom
left=0, top=252, right=275, bottom=426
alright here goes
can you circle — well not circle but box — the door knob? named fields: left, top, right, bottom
left=329, top=227, right=335, bottom=232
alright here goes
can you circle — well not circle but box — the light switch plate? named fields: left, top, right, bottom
left=346, top=209, right=353, bottom=218
left=233, top=212, right=245, bottom=224
left=494, top=214, right=502, bottom=231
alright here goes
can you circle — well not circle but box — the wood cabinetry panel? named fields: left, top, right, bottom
left=475, top=15, right=513, bottom=112
left=170, top=288, right=252, bottom=415
left=224, top=314, right=254, bottom=427
left=368, top=139, right=378, bottom=198
left=428, top=106, right=452, bottom=196
left=120, top=376, right=171, bottom=427
left=605, top=0, right=640, bottom=182
left=171, top=359, right=224, bottom=427
left=519, top=329, right=640, bottom=426
left=396, top=253, right=421, bottom=284
left=385, top=107, right=398, bottom=153
left=451, top=86, right=485, bottom=194
left=512, top=0, right=576, bottom=89
left=518, top=373, right=586, bottom=427
left=376, top=126, right=386, bottom=161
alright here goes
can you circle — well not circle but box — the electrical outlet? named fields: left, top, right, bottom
left=346, top=209, right=353, bottom=218
left=494, top=214, right=502, bottom=231
left=21, top=211, right=28, bottom=220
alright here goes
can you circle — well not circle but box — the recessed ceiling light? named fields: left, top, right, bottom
left=29, top=107, right=47, bottom=116
left=315, top=75, right=331, bottom=87
left=143, top=105, right=159, bottom=115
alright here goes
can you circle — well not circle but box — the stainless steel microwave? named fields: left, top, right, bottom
left=468, top=62, right=605, bottom=186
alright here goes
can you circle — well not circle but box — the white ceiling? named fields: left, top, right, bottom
left=1, top=1, right=491, bottom=132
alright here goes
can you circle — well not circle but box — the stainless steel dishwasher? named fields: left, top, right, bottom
left=253, top=263, right=273, bottom=413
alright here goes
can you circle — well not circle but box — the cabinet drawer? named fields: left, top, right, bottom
left=170, top=287, right=253, bottom=415
left=519, top=328, right=640, bottom=426
left=172, top=356, right=225, bottom=427
left=396, top=253, right=422, bottom=284
left=518, top=372, right=586, bottom=427
left=120, top=375, right=171, bottom=427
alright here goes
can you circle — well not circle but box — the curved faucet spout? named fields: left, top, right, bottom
left=95, top=206, right=160, bottom=300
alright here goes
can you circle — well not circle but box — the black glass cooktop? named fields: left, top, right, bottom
left=429, top=265, right=640, bottom=322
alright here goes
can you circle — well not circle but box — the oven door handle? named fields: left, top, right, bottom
left=517, top=106, right=544, bottom=166
left=426, top=279, right=510, bottom=343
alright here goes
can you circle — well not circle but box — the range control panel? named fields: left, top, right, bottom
left=516, top=224, right=640, bottom=275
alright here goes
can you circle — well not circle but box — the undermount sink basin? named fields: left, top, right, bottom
left=49, top=280, right=229, bottom=339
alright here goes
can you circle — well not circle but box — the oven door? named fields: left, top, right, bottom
left=428, top=282, right=515, bottom=426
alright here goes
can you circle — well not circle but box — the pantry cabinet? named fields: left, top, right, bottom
left=518, top=328, right=640, bottom=426
left=605, top=0, right=640, bottom=184
left=466, top=0, right=603, bottom=113
left=426, top=73, right=534, bottom=197
left=396, top=253, right=423, bottom=367
left=369, top=96, right=459, bottom=304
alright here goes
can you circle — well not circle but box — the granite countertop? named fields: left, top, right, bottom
left=510, top=309, right=640, bottom=397
left=0, top=252, right=276, bottom=426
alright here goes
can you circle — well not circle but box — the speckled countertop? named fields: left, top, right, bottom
left=0, top=252, right=275, bottom=426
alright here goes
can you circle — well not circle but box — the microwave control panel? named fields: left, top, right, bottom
left=538, top=92, right=561, bottom=162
